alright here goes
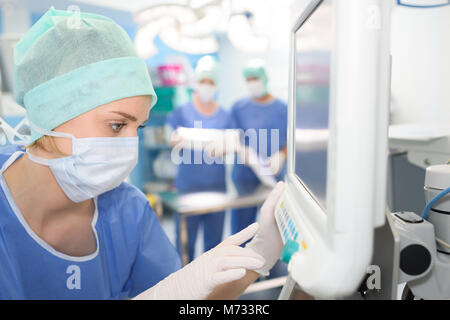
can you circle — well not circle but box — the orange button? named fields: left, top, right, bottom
left=301, top=240, right=307, bottom=250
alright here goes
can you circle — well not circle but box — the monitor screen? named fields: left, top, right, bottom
left=294, top=0, right=332, bottom=210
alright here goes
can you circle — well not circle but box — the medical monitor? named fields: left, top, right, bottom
left=274, top=0, right=391, bottom=298
left=294, top=1, right=331, bottom=210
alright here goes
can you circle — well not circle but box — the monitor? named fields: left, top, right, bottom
left=294, top=1, right=332, bottom=210
left=274, top=0, right=392, bottom=298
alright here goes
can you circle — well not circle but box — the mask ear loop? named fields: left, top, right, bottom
left=26, top=117, right=76, bottom=161
left=0, top=117, right=31, bottom=146
left=27, top=118, right=75, bottom=140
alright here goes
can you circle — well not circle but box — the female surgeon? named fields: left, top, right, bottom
left=166, top=56, right=231, bottom=262
left=0, top=8, right=285, bottom=300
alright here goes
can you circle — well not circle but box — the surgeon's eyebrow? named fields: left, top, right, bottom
left=110, top=111, right=138, bottom=122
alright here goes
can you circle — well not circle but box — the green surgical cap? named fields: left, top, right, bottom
left=195, top=55, right=219, bottom=84
left=242, top=58, right=268, bottom=86
left=14, top=8, right=157, bottom=143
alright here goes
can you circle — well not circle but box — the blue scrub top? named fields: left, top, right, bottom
left=0, top=146, right=181, bottom=299
left=230, top=97, right=288, bottom=194
left=167, top=102, right=233, bottom=193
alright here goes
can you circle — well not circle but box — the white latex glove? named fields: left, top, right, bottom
left=205, top=129, right=242, bottom=157
left=133, top=223, right=265, bottom=300
left=244, top=147, right=277, bottom=187
left=267, top=150, right=286, bottom=176
left=169, top=128, right=183, bottom=146
left=172, top=127, right=224, bottom=151
left=246, top=181, right=286, bottom=276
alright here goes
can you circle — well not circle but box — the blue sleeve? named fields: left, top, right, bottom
left=128, top=203, right=181, bottom=298
left=166, top=106, right=182, bottom=129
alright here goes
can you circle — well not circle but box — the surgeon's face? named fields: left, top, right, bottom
left=246, top=77, right=266, bottom=98
left=198, top=78, right=215, bottom=86
left=49, top=95, right=151, bottom=156
left=246, top=77, right=260, bottom=82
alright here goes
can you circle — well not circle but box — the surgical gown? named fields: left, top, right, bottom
left=230, top=97, right=287, bottom=236
left=167, top=102, right=232, bottom=261
left=0, top=146, right=181, bottom=299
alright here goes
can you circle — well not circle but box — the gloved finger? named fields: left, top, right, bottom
left=217, top=256, right=265, bottom=271
left=219, top=245, right=265, bottom=261
left=171, top=130, right=183, bottom=143
left=260, top=181, right=285, bottom=212
left=269, top=152, right=285, bottom=176
left=218, top=222, right=259, bottom=247
left=204, top=143, right=214, bottom=157
left=205, top=141, right=221, bottom=157
left=211, top=268, right=247, bottom=286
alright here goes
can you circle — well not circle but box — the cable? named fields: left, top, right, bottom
left=421, top=187, right=450, bottom=220
left=436, top=237, right=450, bottom=250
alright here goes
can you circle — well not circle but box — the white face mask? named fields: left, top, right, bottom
left=247, top=79, right=267, bottom=98
left=196, top=83, right=217, bottom=103
left=26, top=122, right=139, bottom=203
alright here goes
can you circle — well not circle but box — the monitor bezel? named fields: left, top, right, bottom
left=288, top=0, right=330, bottom=212
left=286, top=0, right=329, bottom=241
left=281, top=0, right=391, bottom=298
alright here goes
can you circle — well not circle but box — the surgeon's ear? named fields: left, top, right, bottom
left=26, top=136, right=67, bottom=157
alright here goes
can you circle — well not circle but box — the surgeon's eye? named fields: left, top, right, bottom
left=138, top=124, right=146, bottom=130
left=110, top=122, right=126, bottom=132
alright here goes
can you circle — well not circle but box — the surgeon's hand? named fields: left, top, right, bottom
left=267, top=150, right=286, bottom=176
left=205, top=130, right=242, bottom=157
left=134, top=223, right=265, bottom=300
left=169, top=128, right=184, bottom=147
left=246, top=181, right=285, bottom=276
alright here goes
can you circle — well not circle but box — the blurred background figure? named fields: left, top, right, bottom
left=166, top=55, right=233, bottom=262
left=229, top=58, right=288, bottom=240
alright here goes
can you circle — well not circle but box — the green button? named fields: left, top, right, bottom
left=280, top=240, right=299, bottom=264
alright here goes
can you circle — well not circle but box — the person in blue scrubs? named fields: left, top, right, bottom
left=0, top=9, right=287, bottom=300
left=230, top=59, right=288, bottom=238
left=0, top=145, right=181, bottom=299
left=167, top=56, right=232, bottom=262
left=0, top=8, right=181, bottom=299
